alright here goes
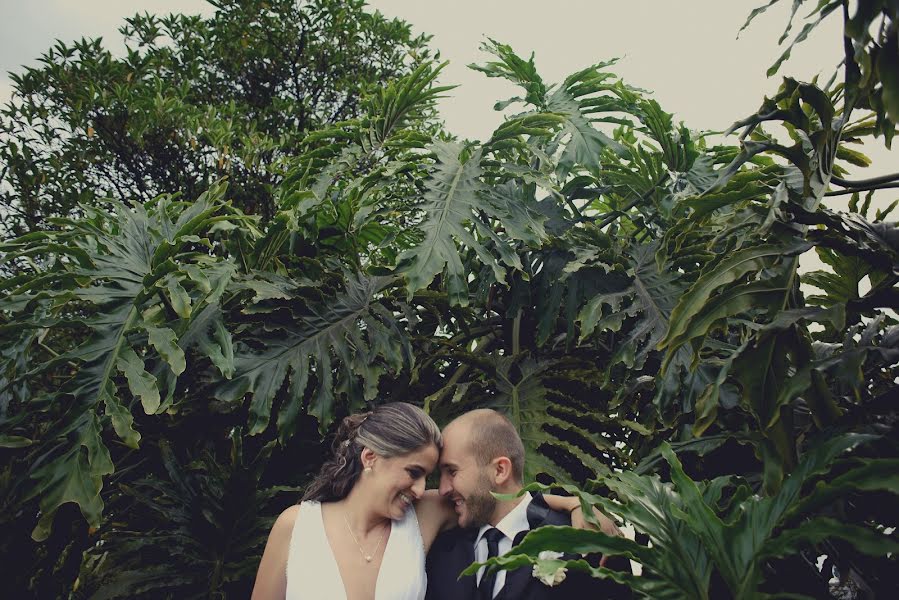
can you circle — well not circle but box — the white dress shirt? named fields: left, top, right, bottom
left=474, top=492, right=533, bottom=598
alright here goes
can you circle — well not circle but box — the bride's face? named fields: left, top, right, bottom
left=369, top=444, right=439, bottom=520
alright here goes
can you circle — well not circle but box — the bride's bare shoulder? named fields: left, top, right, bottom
left=250, top=505, right=302, bottom=599
left=266, top=504, right=302, bottom=549
left=274, top=504, right=302, bottom=530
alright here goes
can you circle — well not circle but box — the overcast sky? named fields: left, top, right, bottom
left=0, top=1, right=894, bottom=187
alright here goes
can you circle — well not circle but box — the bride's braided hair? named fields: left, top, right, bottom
left=301, top=402, right=442, bottom=502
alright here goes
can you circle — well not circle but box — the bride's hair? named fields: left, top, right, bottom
left=301, top=402, right=442, bottom=502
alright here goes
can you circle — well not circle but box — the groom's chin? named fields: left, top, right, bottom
left=454, top=507, right=471, bottom=529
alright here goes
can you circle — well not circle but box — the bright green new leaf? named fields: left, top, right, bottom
left=146, top=326, right=186, bottom=376
left=116, top=346, right=161, bottom=415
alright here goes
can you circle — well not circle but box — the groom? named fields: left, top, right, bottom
left=425, top=409, right=630, bottom=600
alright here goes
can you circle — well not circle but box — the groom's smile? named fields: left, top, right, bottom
left=437, top=418, right=498, bottom=528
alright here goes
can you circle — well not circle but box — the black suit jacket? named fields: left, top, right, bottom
left=424, top=493, right=631, bottom=600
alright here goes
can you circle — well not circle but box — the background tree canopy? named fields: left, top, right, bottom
left=0, top=0, right=432, bottom=236
left=1, top=0, right=897, bottom=598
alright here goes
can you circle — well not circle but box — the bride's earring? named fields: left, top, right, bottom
left=363, top=465, right=372, bottom=473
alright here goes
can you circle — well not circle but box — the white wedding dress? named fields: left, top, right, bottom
left=285, top=501, right=427, bottom=600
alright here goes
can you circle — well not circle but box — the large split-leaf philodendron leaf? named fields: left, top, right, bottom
left=0, top=184, right=243, bottom=539
left=396, top=141, right=539, bottom=306
left=492, top=355, right=620, bottom=484
left=578, top=242, right=683, bottom=370
left=216, top=274, right=413, bottom=437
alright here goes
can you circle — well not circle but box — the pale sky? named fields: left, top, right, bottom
left=1, top=1, right=894, bottom=195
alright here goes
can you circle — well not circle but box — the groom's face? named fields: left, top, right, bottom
left=438, top=422, right=497, bottom=528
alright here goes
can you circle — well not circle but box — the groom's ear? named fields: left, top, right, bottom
left=491, top=456, right=514, bottom=485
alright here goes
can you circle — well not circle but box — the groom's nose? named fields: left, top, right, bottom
left=438, top=471, right=452, bottom=497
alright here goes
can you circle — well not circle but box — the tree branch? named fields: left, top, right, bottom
left=830, top=173, right=899, bottom=188
left=825, top=182, right=899, bottom=196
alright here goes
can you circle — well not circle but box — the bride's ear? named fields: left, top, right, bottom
left=360, top=447, right=377, bottom=470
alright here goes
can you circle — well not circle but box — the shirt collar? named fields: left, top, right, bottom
left=477, top=491, right=533, bottom=544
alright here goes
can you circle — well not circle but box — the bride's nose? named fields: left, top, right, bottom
left=410, top=477, right=425, bottom=499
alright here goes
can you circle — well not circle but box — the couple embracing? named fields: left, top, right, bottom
left=252, top=403, right=629, bottom=599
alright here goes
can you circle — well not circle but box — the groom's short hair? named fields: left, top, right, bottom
left=465, top=409, right=525, bottom=483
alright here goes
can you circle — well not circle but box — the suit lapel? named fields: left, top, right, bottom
left=459, top=526, right=480, bottom=597
left=494, top=493, right=552, bottom=600
left=452, top=528, right=478, bottom=598
left=427, top=526, right=480, bottom=600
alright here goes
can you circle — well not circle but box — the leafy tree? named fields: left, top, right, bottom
left=2, top=0, right=898, bottom=598
left=469, top=2, right=899, bottom=596
left=0, top=0, right=432, bottom=237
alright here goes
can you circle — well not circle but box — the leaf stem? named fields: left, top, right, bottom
left=595, top=174, right=667, bottom=229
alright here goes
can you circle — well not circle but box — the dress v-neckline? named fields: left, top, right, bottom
left=318, top=502, right=394, bottom=600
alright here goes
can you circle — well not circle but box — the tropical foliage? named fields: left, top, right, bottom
left=472, top=434, right=897, bottom=599
left=1, top=0, right=897, bottom=598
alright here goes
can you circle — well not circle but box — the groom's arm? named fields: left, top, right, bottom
left=544, top=494, right=623, bottom=553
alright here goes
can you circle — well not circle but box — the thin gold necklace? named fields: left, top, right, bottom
left=343, top=513, right=388, bottom=563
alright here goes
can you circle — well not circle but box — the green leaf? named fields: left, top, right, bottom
left=549, top=90, right=626, bottom=175
left=493, top=356, right=614, bottom=483
left=146, top=326, right=186, bottom=376
left=738, top=1, right=782, bottom=36
left=469, top=39, right=547, bottom=107
left=579, top=242, right=683, bottom=371
left=764, top=517, right=899, bottom=558
left=30, top=414, right=114, bottom=541
left=396, top=142, right=486, bottom=305
left=765, top=3, right=842, bottom=77
left=661, top=280, right=788, bottom=370
left=660, top=444, right=739, bottom=589
left=116, top=344, right=161, bottom=415
left=179, top=304, right=235, bottom=379
left=754, top=433, right=878, bottom=537
left=165, top=277, right=192, bottom=318
left=659, top=240, right=810, bottom=355
left=397, top=142, right=539, bottom=306
left=462, top=526, right=648, bottom=577
left=877, top=20, right=899, bottom=124
left=0, top=435, right=33, bottom=448
left=216, top=275, right=409, bottom=435
left=101, top=380, right=141, bottom=449
left=795, top=458, right=899, bottom=516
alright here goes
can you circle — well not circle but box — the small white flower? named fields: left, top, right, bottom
left=531, top=551, right=567, bottom=587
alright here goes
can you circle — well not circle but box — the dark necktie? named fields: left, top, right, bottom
left=478, top=527, right=505, bottom=600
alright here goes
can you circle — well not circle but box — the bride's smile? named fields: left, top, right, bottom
left=366, top=443, right=438, bottom=520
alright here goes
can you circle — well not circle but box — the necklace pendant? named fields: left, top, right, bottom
left=365, top=555, right=372, bottom=562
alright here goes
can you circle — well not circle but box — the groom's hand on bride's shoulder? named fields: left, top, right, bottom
left=569, top=504, right=623, bottom=567
left=570, top=504, right=621, bottom=537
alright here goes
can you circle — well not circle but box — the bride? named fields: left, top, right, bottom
left=251, top=402, right=598, bottom=600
